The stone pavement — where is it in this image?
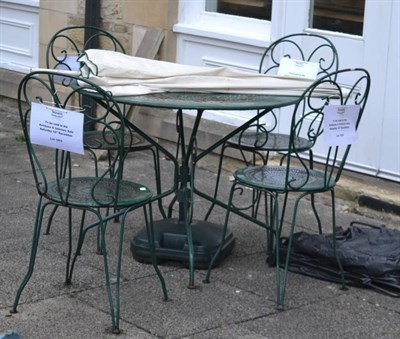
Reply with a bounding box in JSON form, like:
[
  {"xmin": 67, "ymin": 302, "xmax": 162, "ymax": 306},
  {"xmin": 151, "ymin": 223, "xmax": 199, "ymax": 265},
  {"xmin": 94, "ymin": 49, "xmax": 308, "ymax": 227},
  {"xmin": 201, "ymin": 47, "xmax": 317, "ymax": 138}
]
[{"xmin": 1, "ymin": 105, "xmax": 399, "ymax": 339}]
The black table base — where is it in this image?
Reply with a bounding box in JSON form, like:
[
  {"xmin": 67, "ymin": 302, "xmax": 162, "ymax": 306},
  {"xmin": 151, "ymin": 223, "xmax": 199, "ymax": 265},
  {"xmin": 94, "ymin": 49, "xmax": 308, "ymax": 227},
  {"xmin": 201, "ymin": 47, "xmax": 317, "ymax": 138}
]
[{"xmin": 131, "ymin": 218, "xmax": 235, "ymax": 269}]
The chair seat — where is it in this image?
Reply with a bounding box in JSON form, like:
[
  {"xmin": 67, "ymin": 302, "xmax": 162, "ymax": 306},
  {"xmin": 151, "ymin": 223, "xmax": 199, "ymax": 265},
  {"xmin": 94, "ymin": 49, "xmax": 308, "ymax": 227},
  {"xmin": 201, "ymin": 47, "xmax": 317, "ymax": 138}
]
[
  {"xmin": 45, "ymin": 177, "xmax": 152, "ymax": 207},
  {"xmin": 84, "ymin": 130, "xmax": 158, "ymax": 151},
  {"xmin": 227, "ymin": 131, "xmax": 312, "ymax": 152},
  {"xmin": 234, "ymin": 165, "xmax": 336, "ymax": 192}
]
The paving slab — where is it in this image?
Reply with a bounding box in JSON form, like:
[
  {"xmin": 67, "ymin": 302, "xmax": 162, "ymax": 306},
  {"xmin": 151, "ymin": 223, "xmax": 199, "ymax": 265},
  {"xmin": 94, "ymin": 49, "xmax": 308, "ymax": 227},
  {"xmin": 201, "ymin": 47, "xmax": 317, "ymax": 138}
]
[
  {"xmin": 240, "ymin": 293, "xmax": 400, "ymax": 339},
  {"xmin": 201, "ymin": 252, "xmax": 347, "ymax": 308},
  {"xmin": 0, "ymin": 246, "xmax": 105, "ymax": 308},
  {"xmin": 181, "ymin": 324, "xmax": 267, "ymax": 339},
  {"xmin": 76, "ymin": 269, "xmax": 276, "ymax": 338},
  {"xmin": 1, "ymin": 296, "xmax": 157, "ymax": 339}
]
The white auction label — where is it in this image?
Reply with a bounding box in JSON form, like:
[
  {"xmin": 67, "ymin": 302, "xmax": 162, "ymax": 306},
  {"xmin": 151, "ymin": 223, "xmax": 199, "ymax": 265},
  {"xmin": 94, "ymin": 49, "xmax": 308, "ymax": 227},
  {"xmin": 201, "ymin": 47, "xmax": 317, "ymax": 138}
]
[
  {"xmin": 30, "ymin": 102, "xmax": 84, "ymax": 154},
  {"xmin": 324, "ymin": 105, "xmax": 360, "ymax": 147},
  {"xmin": 277, "ymin": 57, "xmax": 319, "ymax": 80}
]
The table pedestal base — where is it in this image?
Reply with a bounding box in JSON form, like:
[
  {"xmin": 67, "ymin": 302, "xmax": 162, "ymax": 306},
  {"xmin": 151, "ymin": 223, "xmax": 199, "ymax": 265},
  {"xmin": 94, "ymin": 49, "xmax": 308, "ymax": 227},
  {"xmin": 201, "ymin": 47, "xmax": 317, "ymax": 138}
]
[{"xmin": 131, "ymin": 218, "xmax": 235, "ymax": 269}]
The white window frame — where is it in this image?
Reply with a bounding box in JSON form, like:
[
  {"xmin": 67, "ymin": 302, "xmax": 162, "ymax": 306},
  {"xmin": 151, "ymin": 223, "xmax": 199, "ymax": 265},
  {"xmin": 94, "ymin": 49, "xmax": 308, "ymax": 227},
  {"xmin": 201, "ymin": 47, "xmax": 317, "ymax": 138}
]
[{"xmin": 174, "ymin": 0, "xmax": 272, "ymax": 47}]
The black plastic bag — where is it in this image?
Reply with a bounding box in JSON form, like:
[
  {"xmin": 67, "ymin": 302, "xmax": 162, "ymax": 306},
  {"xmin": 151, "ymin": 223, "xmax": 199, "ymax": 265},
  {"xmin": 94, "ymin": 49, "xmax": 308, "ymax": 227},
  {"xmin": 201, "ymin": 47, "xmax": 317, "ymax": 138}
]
[{"xmin": 279, "ymin": 222, "xmax": 400, "ymax": 297}]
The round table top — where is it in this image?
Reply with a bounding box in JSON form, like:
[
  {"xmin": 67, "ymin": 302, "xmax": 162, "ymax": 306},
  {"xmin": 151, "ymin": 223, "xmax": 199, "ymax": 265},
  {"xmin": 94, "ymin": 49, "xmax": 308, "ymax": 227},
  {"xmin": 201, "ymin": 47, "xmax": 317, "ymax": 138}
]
[{"xmin": 105, "ymin": 92, "xmax": 301, "ymax": 111}]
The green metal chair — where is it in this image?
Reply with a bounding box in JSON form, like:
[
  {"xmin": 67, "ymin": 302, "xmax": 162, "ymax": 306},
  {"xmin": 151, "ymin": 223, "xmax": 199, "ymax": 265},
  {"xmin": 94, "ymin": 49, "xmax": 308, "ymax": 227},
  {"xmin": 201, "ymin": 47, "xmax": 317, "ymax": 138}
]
[
  {"xmin": 10, "ymin": 70, "xmax": 168, "ymax": 334},
  {"xmin": 205, "ymin": 33, "xmax": 339, "ymax": 228},
  {"xmin": 44, "ymin": 26, "xmax": 166, "ymax": 238},
  {"xmin": 204, "ymin": 68, "xmax": 371, "ymax": 309}
]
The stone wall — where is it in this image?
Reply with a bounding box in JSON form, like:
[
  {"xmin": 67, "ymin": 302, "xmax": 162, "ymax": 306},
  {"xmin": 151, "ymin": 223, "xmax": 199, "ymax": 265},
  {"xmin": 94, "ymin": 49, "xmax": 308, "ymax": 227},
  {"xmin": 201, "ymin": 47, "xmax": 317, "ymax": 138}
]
[
  {"xmin": 123, "ymin": 0, "xmax": 178, "ymax": 62},
  {"xmin": 39, "ymin": 0, "xmax": 177, "ymax": 66}
]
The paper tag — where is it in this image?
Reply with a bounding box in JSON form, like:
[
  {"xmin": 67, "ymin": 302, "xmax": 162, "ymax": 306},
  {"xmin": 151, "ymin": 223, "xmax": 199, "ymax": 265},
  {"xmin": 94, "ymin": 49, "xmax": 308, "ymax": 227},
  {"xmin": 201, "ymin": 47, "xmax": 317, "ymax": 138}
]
[
  {"xmin": 277, "ymin": 57, "xmax": 319, "ymax": 80},
  {"xmin": 30, "ymin": 102, "xmax": 84, "ymax": 154},
  {"xmin": 55, "ymin": 55, "xmax": 80, "ymax": 83},
  {"xmin": 324, "ymin": 105, "xmax": 360, "ymax": 147}
]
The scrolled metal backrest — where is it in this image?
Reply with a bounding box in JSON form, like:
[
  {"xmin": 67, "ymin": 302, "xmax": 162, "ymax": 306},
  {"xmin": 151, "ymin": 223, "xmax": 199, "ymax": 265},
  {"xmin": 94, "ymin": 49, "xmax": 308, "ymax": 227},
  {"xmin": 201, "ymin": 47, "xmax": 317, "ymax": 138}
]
[
  {"xmin": 46, "ymin": 25, "xmax": 126, "ymax": 73},
  {"xmin": 18, "ymin": 70, "xmax": 130, "ymax": 207},
  {"xmin": 283, "ymin": 68, "xmax": 371, "ymax": 190},
  {"xmin": 45, "ymin": 25, "xmax": 127, "ymax": 152},
  {"xmin": 259, "ymin": 32, "xmax": 339, "ymax": 79},
  {"xmin": 255, "ymin": 33, "xmax": 339, "ymax": 138}
]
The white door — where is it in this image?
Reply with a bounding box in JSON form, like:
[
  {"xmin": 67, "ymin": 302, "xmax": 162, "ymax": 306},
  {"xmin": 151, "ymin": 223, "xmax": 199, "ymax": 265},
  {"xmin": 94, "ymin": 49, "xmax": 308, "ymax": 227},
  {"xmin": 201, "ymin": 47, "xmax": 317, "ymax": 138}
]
[
  {"xmin": 277, "ymin": 0, "xmax": 399, "ymax": 181},
  {"xmin": 174, "ymin": 0, "xmax": 400, "ymax": 181}
]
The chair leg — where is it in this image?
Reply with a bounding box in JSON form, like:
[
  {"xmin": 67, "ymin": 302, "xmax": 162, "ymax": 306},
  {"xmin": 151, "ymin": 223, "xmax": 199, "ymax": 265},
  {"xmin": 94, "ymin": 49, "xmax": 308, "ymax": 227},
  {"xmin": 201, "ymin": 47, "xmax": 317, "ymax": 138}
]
[
  {"xmin": 271, "ymin": 193, "xmax": 284, "ymax": 309},
  {"xmin": 308, "ymin": 150, "xmax": 322, "ymax": 233},
  {"xmin": 311, "ymin": 193, "xmax": 322, "ymax": 234},
  {"xmin": 65, "ymin": 208, "xmax": 73, "ymax": 285},
  {"xmin": 264, "ymin": 191, "xmax": 275, "ymax": 266},
  {"xmin": 266, "ymin": 191, "xmax": 289, "ymax": 267},
  {"xmin": 97, "ymin": 214, "xmax": 120, "ymax": 333},
  {"xmin": 152, "ymin": 147, "xmax": 167, "ymax": 219},
  {"xmin": 143, "ymin": 204, "xmax": 168, "ymax": 300},
  {"xmin": 276, "ymin": 192, "xmax": 307, "ymax": 310},
  {"xmin": 11, "ymin": 198, "xmax": 46, "ymax": 313},
  {"xmin": 250, "ymin": 150, "xmax": 267, "ymax": 219},
  {"xmin": 165, "ymin": 133, "xmax": 182, "ymax": 219},
  {"xmin": 44, "ymin": 205, "xmax": 59, "ymax": 235},
  {"xmin": 167, "ymin": 195, "xmax": 177, "ymax": 218},
  {"xmin": 110, "ymin": 150, "xmax": 122, "ymax": 224},
  {"xmin": 278, "ymin": 192, "xmax": 289, "ymax": 236},
  {"xmin": 330, "ymin": 189, "xmax": 347, "ymax": 290},
  {"xmin": 65, "ymin": 209, "xmax": 87, "ymax": 284},
  {"xmin": 96, "ymin": 208, "xmax": 110, "ymax": 255},
  {"xmin": 204, "ymin": 181, "xmax": 237, "ymax": 283},
  {"xmin": 182, "ymin": 187, "xmax": 195, "ymax": 288},
  {"xmin": 113, "ymin": 210, "xmax": 127, "ymax": 334},
  {"xmin": 204, "ymin": 142, "xmax": 229, "ymax": 221}
]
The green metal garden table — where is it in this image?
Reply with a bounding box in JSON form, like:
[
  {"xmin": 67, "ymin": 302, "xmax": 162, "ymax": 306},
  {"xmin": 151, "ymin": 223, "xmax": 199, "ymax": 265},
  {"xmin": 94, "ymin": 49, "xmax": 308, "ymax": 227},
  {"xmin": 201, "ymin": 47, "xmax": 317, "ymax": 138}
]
[{"xmin": 86, "ymin": 90, "xmax": 301, "ymax": 288}]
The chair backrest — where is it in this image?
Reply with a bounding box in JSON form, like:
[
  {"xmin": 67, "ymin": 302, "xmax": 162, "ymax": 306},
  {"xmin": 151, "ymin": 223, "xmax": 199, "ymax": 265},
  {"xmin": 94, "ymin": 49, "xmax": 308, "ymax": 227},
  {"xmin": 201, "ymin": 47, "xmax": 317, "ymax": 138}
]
[
  {"xmin": 259, "ymin": 33, "xmax": 339, "ymax": 80},
  {"xmin": 17, "ymin": 70, "xmax": 134, "ymax": 207},
  {"xmin": 283, "ymin": 68, "xmax": 371, "ymax": 190},
  {"xmin": 46, "ymin": 26, "xmax": 126, "ymax": 132},
  {"xmin": 255, "ymin": 33, "xmax": 339, "ymax": 135},
  {"xmin": 46, "ymin": 25, "xmax": 126, "ymax": 72}
]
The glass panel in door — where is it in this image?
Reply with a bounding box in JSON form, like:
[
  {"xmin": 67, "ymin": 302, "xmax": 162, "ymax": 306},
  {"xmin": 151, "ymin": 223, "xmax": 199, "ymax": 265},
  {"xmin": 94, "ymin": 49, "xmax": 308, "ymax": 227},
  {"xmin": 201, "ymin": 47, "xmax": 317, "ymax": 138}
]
[
  {"xmin": 310, "ymin": 0, "xmax": 365, "ymax": 35},
  {"xmin": 206, "ymin": 0, "xmax": 272, "ymax": 20}
]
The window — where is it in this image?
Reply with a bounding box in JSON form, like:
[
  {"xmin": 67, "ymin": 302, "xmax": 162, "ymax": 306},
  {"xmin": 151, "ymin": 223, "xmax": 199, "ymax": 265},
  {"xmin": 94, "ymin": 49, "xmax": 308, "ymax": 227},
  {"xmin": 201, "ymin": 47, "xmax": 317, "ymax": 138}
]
[
  {"xmin": 310, "ymin": 0, "xmax": 365, "ymax": 36},
  {"xmin": 206, "ymin": 0, "xmax": 272, "ymax": 21}
]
